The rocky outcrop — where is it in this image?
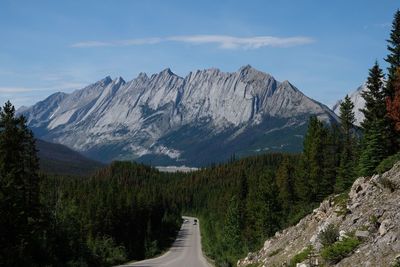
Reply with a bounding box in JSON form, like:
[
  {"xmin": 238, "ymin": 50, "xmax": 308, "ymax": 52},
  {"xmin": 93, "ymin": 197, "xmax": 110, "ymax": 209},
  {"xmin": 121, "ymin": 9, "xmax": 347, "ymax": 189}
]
[{"xmin": 238, "ymin": 162, "xmax": 400, "ymax": 267}]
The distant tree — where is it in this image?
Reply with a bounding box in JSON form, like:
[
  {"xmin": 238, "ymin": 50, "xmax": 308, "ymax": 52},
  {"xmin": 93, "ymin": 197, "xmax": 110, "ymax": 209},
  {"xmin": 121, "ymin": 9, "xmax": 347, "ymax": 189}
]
[
  {"xmin": 223, "ymin": 196, "xmax": 241, "ymax": 258},
  {"xmin": 339, "ymin": 95, "xmax": 356, "ymax": 138},
  {"xmin": 300, "ymin": 117, "xmax": 331, "ymax": 202},
  {"xmin": 336, "ymin": 96, "xmax": 358, "ymax": 192},
  {"xmin": 276, "ymin": 156, "xmax": 295, "ymax": 211}
]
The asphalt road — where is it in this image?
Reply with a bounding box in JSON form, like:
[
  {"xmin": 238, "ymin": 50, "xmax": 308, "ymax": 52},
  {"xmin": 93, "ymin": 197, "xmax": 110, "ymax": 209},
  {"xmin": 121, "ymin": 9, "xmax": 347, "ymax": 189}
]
[{"xmin": 118, "ymin": 216, "xmax": 212, "ymax": 267}]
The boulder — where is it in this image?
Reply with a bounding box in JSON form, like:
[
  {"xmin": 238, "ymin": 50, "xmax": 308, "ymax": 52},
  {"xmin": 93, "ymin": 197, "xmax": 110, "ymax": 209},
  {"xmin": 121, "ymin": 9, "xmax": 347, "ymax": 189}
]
[{"xmin": 355, "ymin": 230, "xmax": 369, "ymax": 239}]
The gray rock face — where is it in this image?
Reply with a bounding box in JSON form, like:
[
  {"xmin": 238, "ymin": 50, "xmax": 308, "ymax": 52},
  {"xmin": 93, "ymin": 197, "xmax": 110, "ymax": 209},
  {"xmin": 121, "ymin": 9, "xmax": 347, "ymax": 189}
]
[
  {"xmin": 332, "ymin": 83, "xmax": 366, "ymax": 126},
  {"xmin": 19, "ymin": 66, "xmax": 337, "ymax": 166},
  {"xmin": 238, "ymin": 162, "xmax": 400, "ymax": 267}
]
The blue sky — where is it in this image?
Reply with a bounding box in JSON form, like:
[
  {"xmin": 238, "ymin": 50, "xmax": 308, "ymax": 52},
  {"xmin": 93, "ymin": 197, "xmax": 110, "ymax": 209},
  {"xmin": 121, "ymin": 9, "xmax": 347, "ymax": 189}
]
[{"xmin": 0, "ymin": 0, "xmax": 398, "ymax": 108}]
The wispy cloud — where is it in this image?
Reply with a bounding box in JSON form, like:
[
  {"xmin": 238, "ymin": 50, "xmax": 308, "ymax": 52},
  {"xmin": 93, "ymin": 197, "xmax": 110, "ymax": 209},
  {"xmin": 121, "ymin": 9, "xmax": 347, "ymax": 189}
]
[
  {"xmin": 0, "ymin": 87, "xmax": 48, "ymax": 93},
  {"xmin": 71, "ymin": 35, "xmax": 315, "ymax": 49},
  {"xmin": 0, "ymin": 82, "xmax": 87, "ymax": 94}
]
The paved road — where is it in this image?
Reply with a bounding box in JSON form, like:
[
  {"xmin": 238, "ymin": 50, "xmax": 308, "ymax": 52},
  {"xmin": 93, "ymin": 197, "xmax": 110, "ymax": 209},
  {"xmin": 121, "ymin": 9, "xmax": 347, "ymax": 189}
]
[{"xmin": 118, "ymin": 216, "xmax": 212, "ymax": 267}]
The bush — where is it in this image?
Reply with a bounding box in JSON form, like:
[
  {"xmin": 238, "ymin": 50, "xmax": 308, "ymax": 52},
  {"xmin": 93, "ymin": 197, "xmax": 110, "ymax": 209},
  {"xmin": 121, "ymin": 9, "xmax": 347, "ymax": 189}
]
[
  {"xmin": 380, "ymin": 177, "xmax": 398, "ymax": 192},
  {"xmin": 288, "ymin": 246, "xmax": 312, "ymax": 267},
  {"xmin": 375, "ymin": 152, "xmax": 400, "ymax": 174},
  {"xmin": 87, "ymin": 236, "xmax": 127, "ymax": 267},
  {"xmin": 318, "ymin": 223, "xmax": 339, "ymax": 247},
  {"xmin": 321, "ymin": 236, "xmax": 360, "ymax": 264}
]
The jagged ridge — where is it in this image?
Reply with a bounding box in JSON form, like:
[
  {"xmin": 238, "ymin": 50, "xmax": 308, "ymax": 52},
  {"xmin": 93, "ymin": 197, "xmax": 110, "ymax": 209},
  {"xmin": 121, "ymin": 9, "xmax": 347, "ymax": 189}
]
[{"xmin": 20, "ymin": 65, "xmax": 337, "ymax": 166}]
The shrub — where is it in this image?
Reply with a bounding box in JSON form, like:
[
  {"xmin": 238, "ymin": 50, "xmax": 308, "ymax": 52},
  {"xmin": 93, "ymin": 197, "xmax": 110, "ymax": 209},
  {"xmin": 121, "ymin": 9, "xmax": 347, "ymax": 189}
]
[
  {"xmin": 87, "ymin": 236, "xmax": 127, "ymax": 267},
  {"xmin": 333, "ymin": 192, "xmax": 350, "ymax": 216},
  {"xmin": 318, "ymin": 223, "xmax": 339, "ymax": 247},
  {"xmin": 380, "ymin": 177, "xmax": 398, "ymax": 192},
  {"xmin": 288, "ymin": 246, "xmax": 312, "ymax": 267},
  {"xmin": 375, "ymin": 152, "xmax": 400, "ymax": 174},
  {"xmin": 321, "ymin": 236, "xmax": 360, "ymax": 264}
]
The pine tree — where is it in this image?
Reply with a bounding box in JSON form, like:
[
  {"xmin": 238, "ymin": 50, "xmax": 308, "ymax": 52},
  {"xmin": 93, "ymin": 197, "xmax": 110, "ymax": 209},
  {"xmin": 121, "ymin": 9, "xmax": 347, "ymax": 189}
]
[
  {"xmin": 300, "ymin": 117, "xmax": 331, "ymax": 202},
  {"xmin": 336, "ymin": 96, "xmax": 358, "ymax": 192},
  {"xmin": 386, "ymin": 67, "xmax": 400, "ymax": 132},
  {"xmin": 276, "ymin": 156, "xmax": 295, "ymax": 211},
  {"xmin": 359, "ymin": 63, "xmax": 389, "ymax": 176},
  {"xmin": 0, "ymin": 101, "xmax": 43, "ymax": 265},
  {"xmin": 384, "ymin": 10, "xmax": 400, "ymax": 153},
  {"xmin": 385, "ymin": 9, "xmax": 400, "ymax": 99},
  {"xmin": 223, "ymin": 196, "xmax": 241, "ymax": 258}
]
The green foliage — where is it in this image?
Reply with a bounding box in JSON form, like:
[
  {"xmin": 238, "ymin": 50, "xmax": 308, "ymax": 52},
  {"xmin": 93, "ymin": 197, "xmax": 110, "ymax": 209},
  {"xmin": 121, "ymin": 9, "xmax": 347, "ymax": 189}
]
[
  {"xmin": 359, "ymin": 62, "xmax": 391, "ymax": 176},
  {"xmin": 385, "ymin": 9, "xmax": 400, "ymax": 99},
  {"xmin": 318, "ymin": 224, "xmax": 339, "ymax": 247},
  {"xmin": 298, "ymin": 117, "xmax": 340, "ymax": 202},
  {"xmin": 87, "ymin": 236, "xmax": 127, "ymax": 266},
  {"xmin": 333, "ymin": 192, "xmax": 350, "ymax": 216},
  {"xmin": 336, "ymin": 95, "xmax": 358, "ymax": 192},
  {"xmin": 288, "ymin": 246, "xmax": 313, "ymax": 267},
  {"xmin": 320, "ymin": 236, "xmax": 360, "ymax": 264},
  {"xmin": 380, "ymin": 177, "xmax": 398, "ymax": 192},
  {"xmin": 375, "ymin": 152, "xmax": 400, "ymax": 173},
  {"xmin": 0, "ymin": 101, "xmax": 46, "ymax": 266},
  {"xmin": 40, "ymin": 162, "xmax": 182, "ymax": 264}
]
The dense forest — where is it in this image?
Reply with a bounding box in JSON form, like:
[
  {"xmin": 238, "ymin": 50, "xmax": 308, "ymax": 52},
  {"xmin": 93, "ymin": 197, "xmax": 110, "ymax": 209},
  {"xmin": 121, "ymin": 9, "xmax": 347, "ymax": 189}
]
[{"xmin": 1, "ymin": 8, "xmax": 400, "ymax": 267}]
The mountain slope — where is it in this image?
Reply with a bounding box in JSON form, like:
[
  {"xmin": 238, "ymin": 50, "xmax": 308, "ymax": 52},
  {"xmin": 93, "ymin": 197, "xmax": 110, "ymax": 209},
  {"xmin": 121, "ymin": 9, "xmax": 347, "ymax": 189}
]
[
  {"xmin": 37, "ymin": 139, "xmax": 104, "ymax": 175},
  {"xmin": 238, "ymin": 162, "xmax": 400, "ymax": 267},
  {"xmin": 332, "ymin": 83, "xmax": 366, "ymax": 126},
  {"xmin": 20, "ymin": 66, "xmax": 337, "ymax": 166}
]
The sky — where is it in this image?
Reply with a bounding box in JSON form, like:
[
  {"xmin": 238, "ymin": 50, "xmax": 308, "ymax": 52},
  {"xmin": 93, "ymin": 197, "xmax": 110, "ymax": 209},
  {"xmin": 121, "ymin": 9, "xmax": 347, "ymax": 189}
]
[{"xmin": 0, "ymin": 0, "xmax": 398, "ymax": 108}]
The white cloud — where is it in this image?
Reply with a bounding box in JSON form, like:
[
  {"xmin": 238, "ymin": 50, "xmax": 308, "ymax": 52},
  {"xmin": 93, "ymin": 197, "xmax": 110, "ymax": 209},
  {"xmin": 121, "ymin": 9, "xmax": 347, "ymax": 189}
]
[
  {"xmin": 71, "ymin": 35, "xmax": 314, "ymax": 49},
  {"xmin": 167, "ymin": 35, "xmax": 314, "ymax": 49}
]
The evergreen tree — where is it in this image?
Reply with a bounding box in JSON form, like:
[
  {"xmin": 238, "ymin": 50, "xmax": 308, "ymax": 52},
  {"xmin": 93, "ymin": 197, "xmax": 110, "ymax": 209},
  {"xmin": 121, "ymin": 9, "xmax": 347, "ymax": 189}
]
[
  {"xmin": 276, "ymin": 156, "xmax": 295, "ymax": 211},
  {"xmin": 222, "ymin": 196, "xmax": 241, "ymax": 260},
  {"xmin": 339, "ymin": 95, "xmax": 356, "ymax": 138},
  {"xmin": 385, "ymin": 9, "xmax": 400, "ymax": 99},
  {"xmin": 0, "ymin": 101, "xmax": 44, "ymax": 265},
  {"xmin": 336, "ymin": 96, "xmax": 358, "ymax": 192},
  {"xmin": 359, "ymin": 63, "xmax": 389, "ymax": 176},
  {"xmin": 387, "ymin": 67, "xmax": 400, "ymax": 132},
  {"xmin": 299, "ymin": 117, "xmax": 331, "ymax": 202},
  {"xmin": 385, "ymin": 10, "xmax": 400, "ymax": 153}
]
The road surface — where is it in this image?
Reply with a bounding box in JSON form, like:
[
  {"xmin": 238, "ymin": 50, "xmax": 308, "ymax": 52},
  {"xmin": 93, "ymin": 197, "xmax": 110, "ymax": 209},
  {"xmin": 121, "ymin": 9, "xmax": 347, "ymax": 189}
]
[{"xmin": 118, "ymin": 216, "xmax": 212, "ymax": 267}]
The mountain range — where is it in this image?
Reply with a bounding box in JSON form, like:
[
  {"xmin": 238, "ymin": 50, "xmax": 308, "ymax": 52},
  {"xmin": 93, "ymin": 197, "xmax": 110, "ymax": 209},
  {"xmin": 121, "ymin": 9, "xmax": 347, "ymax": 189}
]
[{"xmin": 19, "ymin": 65, "xmax": 337, "ymax": 166}]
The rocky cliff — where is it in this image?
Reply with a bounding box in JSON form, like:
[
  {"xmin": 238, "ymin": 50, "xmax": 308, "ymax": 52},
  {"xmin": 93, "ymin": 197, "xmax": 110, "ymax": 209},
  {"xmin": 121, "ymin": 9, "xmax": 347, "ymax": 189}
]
[
  {"xmin": 238, "ymin": 162, "xmax": 400, "ymax": 267},
  {"xmin": 20, "ymin": 65, "xmax": 337, "ymax": 166}
]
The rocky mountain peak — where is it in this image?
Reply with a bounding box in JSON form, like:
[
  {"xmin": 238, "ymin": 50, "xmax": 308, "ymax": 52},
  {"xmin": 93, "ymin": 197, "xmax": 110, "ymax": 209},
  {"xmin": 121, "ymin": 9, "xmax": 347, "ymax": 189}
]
[
  {"xmin": 101, "ymin": 76, "xmax": 113, "ymax": 86},
  {"xmin": 20, "ymin": 66, "xmax": 337, "ymax": 166},
  {"xmin": 160, "ymin": 67, "xmax": 176, "ymax": 77},
  {"xmin": 136, "ymin": 72, "xmax": 148, "ymax": 81}
]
